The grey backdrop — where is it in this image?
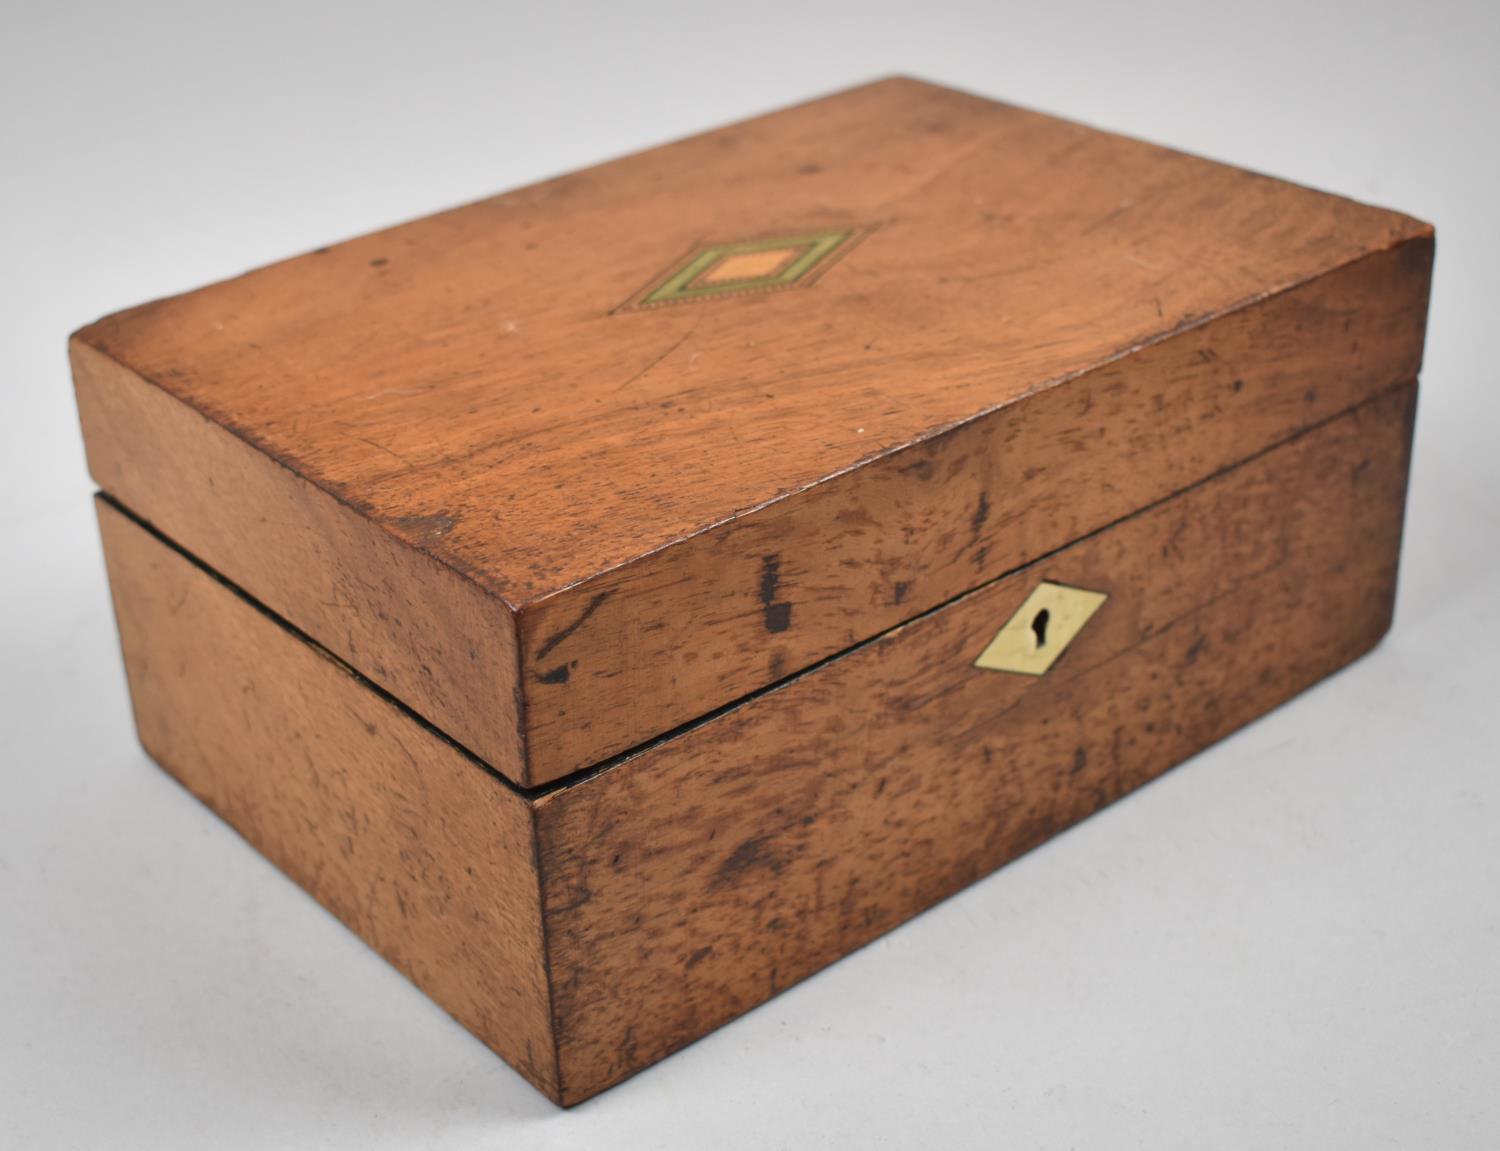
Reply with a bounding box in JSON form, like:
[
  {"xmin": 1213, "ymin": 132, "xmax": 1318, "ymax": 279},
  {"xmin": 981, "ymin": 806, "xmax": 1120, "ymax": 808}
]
[{"xmin": 2, "ymin": 1, "xmax": 1497, "ymax": 1147}]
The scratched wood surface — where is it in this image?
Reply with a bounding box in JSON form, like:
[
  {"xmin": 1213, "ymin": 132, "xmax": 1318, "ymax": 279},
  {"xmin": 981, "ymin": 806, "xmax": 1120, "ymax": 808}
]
[
  {"xmin": 72, "ymin": 77, "xmax": 1434, "ymax": 785},
  {"xmin": 97, "ymin": 383, "xmax": 1416, "ymax": 1105}
]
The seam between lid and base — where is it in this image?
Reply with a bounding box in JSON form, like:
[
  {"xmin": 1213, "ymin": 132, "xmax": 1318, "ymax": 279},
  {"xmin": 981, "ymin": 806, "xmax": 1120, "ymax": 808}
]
[{"xmin": 92, "ymin": 374, "xmax": 1417, "ymax": 802}]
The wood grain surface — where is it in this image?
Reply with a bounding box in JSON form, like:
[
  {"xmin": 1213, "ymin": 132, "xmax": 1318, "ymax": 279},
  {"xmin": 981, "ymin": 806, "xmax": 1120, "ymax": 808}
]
[
  {"xmin": 95, "ymin": 500, "xmax": 554, "ymax": 1098},
  {"xmin": 97, "ymin": 382, "xmax": 1417, "ymax": 1105},
  {"xmin": 72, "ymin": 76, "xmax": 1434, "ymax": 785},
  {"xmin": 533, "ymin": 381, "xmax": 1416, "ymax": 1102}
]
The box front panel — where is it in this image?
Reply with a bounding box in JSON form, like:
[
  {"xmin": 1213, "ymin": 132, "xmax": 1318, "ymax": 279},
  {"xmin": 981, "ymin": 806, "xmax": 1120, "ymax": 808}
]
[{"xmin": 537, "ymin": 382, "xmax": 1416, "ymax": 1103}]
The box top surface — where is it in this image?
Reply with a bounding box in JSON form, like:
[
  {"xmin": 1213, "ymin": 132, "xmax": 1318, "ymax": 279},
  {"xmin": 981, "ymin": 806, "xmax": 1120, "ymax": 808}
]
[
  {"xmin": 74, "ymin": 77, "xmax": 1432, "ymax": 787},
  {"xmin": 75, "ymin": 76, "xmax": 1424, "ymax": 607}
]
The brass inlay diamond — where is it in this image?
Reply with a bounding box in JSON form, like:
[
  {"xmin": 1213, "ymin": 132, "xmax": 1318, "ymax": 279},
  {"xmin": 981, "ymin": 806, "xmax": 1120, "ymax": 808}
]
[
  {"xmin": 621, "ymin": 227, "xmax": 864, "ymax": 310},
  {"xmin": 973, "ymin": 581, "xmax": 1108, "ymax": 677}
]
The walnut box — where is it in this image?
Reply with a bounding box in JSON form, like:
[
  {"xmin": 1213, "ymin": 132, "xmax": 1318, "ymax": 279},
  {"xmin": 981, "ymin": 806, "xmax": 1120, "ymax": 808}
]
[{"xmin": 72, "ymin": 77, "xmax": 1434, "ymax": 1105}]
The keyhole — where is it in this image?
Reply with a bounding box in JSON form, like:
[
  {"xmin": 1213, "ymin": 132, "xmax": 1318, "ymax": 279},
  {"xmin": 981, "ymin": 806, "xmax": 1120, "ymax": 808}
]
[{"xmin": 1031, "ymin": 608, "xmax": 1050, "ymax": 650}]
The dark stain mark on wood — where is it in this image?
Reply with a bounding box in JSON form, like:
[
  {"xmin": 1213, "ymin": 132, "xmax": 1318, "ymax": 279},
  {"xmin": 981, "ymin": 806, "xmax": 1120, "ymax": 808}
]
[
  {"xmin": 764, "ymin": 602, "xmax": 792, "ymax": 633},
  {"xmin": 714, "ymin": 834, "xmax": 781, "ymax": 888},
  {"xmin": 535, "ymin": 591, "xmax": 611, "ymax": 661},
  {"xmin": 901, "ymin": 458, "xmax": 936, "ymax": 480},
  {"xmin": 760, "ymin": 555, "xmax": 792, "ymax": 633},
  {"xmin": 1072, "ymin": 746, "xmax": 1088, "ymax": 774},
  {"xmin": 685, "ymin": 945, "xmax": 714, "ymax": 970},
  {"xmin": 893, "ymin": 581, "xmax": 910, "ymax": 605},
  {"xmin": 972, "ymin": 491, "xmax": 991, "ymax": 538},
  {"xmin": 370, "ymin": 257, "xmax": 389, "ymax": 268},
  {"xmin": 1184, "ymin": 634, "xmax": 1208, "ymax": 665},
  {"xmin": 552, "ymin": 883, "xmax": 593, "ymax": 914},
  {"xmin": 972, "ymin": 496, "xmax": 992, "ymax": 569},
  {"xmin": 538, "ymin": 663, "xmax": 571, "ymax": 685}
]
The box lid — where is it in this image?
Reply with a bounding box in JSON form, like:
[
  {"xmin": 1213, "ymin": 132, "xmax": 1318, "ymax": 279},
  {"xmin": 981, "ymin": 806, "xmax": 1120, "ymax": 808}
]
[{"xmin": 72, "ymin": 76, "xmax": 1433, "ymax": 788}]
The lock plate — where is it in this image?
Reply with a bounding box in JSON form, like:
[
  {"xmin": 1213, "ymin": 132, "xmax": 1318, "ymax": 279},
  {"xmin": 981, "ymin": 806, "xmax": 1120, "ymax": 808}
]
[{"xmin": 973, "ymin": 581, "xmax": 1108, "ymax": 676}]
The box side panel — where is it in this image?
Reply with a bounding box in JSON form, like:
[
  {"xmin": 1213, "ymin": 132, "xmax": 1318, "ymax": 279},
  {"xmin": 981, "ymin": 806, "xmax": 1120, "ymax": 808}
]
[
  {"xmin": 73, "ymin": 341, "xmax": 529, "ymax": 782},
  {"xmin": 536, "ymin": 382, "xmax": 1417, "ymax": 1104},
  {"xmin": 94, "ymin": 501, "xmax": 559, "ymax": 1099},
  {"xmin": 519, "ymin": 235, "xmax": 1433, "ymax": 784}
]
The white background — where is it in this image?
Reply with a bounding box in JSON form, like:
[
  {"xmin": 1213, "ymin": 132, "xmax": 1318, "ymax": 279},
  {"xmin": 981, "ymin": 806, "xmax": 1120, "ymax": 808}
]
[{"xmin": 2, "ymin": 2, "xmax": 1497, "ymax": 1147}]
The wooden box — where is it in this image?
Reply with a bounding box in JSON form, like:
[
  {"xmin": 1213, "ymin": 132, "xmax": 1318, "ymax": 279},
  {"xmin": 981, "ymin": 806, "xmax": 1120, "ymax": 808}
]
[{"xmin": 72, "ymin": 77, "xmax": 1433, "ymax": 1105}]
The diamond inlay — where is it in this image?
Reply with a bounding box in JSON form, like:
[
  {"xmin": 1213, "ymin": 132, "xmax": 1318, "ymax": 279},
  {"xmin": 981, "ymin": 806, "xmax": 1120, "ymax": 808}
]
[
  {"xmin": 620, "ymin": 227, "xmax": 864, "ymax": 310},
  {"xmin": 973, "ymin": 581, "xmax": 1108, "ymax": 677}
]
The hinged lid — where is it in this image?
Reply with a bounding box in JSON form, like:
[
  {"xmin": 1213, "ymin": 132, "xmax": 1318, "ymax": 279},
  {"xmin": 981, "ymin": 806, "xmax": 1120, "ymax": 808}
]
[{"xmin": 72, "ymin": 77, "xmax": 1433, "ymax": 787}]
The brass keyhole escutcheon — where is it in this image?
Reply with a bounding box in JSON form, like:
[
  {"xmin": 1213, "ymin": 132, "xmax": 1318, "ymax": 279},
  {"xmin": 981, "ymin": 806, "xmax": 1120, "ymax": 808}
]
[{"xmin": 973, "ymin": 581, "xmax": 1107, "ymax": 676}]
